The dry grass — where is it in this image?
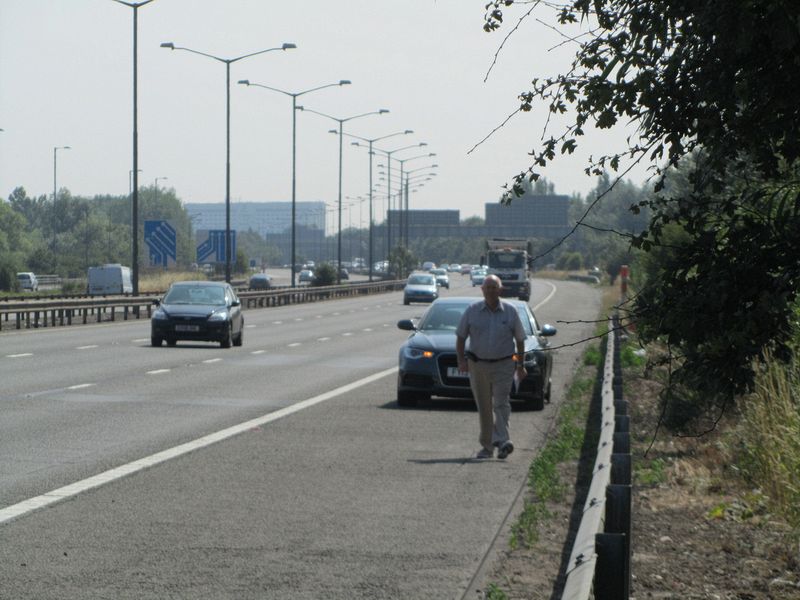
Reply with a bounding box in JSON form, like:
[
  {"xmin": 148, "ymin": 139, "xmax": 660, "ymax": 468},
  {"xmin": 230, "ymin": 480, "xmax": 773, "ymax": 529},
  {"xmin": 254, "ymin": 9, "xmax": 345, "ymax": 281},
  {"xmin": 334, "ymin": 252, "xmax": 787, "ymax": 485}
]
[
  {"xmin": 138, "ymin": 271, "xmax": 207, "ymax": 294},
  {"xmin": 736, "ymin": 349, "xmax": 800, "ymax": 530}
]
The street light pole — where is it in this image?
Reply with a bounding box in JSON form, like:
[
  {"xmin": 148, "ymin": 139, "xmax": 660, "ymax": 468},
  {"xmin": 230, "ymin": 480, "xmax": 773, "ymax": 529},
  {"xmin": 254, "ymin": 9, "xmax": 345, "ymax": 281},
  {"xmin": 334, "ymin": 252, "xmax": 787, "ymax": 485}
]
[
  {"xmin": 111, "ymin": 0, "xmax": 156, "ymax": 296},
  {"xmin": 161, "ymin": 41, "xmax": 296, "ymax": 283},
  {"xmin": 371, "ymin": 142, "xmax": 427, "ymax": 261},
  {"xmin": 297, "ymin": 106, "xmax": 389, "ymax": 283},
  {"xmin": 342, "ymin": 129, "xmax": 414, "ymax": 281},
  {"xmin": 53, "ymin": 145, "xmax": 71, "ymax": 270},
  {"xmin": 237, "ymin": 79, "xmax": 351, "ymax": 287}
]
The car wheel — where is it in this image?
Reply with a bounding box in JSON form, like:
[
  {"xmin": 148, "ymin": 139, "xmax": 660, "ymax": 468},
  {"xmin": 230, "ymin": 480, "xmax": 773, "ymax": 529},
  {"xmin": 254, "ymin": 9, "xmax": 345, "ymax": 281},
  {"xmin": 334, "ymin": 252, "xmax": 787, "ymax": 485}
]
[
  {"xmin": 544, "ymin": 378, "xmax": 552, "ymax": 403},
  {"xmin": 528, "ymin": 394, "xmax": 545, "ymax": 411},
  {"xmin": 220, "ymin": 323, "xmax": 233, "ymax": 348},
  {"xmin": 233, "ymin": 323, "xmax": 244, "ymax": 347},
  {"xmin": 166, "ymin": 337, "xmax": 177, "ymax": 347},
  {"xmin": 151, "ymin": 336, "xmax": 162, "ymax": 347},
  {"xmin": 403, "ymin": 298, "xmax": 410, "ymax": 306},
  {"xmin": 397, "ymin": 390, "xmax": 424, "ymax": 407}
]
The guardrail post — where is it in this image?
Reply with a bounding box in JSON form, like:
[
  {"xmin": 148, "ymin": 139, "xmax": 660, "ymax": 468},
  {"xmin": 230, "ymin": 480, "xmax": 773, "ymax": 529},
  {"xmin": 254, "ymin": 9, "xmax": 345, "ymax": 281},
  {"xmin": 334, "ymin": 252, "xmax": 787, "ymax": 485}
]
[
  {"xmin": 595, "ymin": 531, "xmax": 629, "ymax": 599},
  {"xmin": 611, "ymin": 453, "xmax": 631, "ymax": 485}
]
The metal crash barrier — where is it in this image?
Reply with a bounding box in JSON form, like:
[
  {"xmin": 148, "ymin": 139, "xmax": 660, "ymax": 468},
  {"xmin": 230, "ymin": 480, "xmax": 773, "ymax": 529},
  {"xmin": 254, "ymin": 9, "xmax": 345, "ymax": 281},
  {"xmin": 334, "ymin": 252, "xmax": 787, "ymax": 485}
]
[
  {"xmin": 0, "ymin": 280, "xmax": 406, "ymax": 332},
  {"xmin": 561, "ymin": 314, "xmax": 632, "ymax": 600}
]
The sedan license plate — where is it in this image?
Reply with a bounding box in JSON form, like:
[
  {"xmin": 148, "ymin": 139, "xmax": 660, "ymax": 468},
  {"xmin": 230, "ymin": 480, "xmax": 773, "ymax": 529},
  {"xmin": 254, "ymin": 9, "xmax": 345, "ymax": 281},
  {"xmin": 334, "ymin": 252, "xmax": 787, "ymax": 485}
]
[
  {"xmin": 447, "ymin": 367, "xmax": 467, "ymax": 378},
  {"xmin": 175, "ymin": 324, "xmax": 200, "ymax": 332}
]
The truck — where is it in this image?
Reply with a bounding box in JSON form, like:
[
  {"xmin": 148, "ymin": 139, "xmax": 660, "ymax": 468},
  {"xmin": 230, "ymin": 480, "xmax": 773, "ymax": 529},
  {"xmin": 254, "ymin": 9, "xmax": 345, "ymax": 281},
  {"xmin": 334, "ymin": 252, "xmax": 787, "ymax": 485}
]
[
  {"xmin": 483, "ymin": 238, "xmax": 532, "ymax": 301},
  {"xmin": 87, "ymin": 264, "xmax": 133, "ymax": 295}
]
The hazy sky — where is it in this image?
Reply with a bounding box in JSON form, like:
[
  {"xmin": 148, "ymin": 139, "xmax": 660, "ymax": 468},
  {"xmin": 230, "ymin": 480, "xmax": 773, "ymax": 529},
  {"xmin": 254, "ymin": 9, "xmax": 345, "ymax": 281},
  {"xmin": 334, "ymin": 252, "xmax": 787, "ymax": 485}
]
[{"xmin": 0, "ymin": 1, "xmax": 644, "ymax": 221}]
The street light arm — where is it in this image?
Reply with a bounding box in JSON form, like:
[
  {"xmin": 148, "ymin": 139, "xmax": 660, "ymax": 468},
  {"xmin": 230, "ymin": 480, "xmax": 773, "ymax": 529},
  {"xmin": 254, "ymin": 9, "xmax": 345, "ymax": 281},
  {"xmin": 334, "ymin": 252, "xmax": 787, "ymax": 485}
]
[
  {"xmin": 230, "ymin": 43, "xmax": 296, "ymax": 63},
  {"xmin": 110, "ymin": 0, "xmax": 155, "ymax": 7}
]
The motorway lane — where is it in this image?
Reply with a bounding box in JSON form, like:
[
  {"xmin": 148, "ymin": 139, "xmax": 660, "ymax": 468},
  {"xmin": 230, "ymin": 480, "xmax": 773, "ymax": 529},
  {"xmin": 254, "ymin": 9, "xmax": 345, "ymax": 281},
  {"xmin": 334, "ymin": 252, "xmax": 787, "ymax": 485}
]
[
  {"xmin": 0, "ymin": 277, "xmax": 600, "ymax": 599},
  {"xmin": 0, "ymin": 279, "xmax": 474, "ymax": 508}
]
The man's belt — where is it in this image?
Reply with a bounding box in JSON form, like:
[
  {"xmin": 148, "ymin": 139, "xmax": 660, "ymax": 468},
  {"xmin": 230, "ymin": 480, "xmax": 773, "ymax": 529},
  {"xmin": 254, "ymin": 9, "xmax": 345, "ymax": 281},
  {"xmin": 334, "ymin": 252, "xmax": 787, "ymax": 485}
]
[{"xmin": 465, "ymin": 351, "xmax": 514, "ymax": 363}]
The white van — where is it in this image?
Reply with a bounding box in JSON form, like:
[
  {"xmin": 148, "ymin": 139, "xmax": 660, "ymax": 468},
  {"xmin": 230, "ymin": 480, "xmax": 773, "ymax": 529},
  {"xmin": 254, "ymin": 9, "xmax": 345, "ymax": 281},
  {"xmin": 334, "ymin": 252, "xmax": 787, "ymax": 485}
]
[
  {"xmin": 16, "ymin": 272, "xmax": 38, "ymax": 291},
  {"xmin": 87, "ymin": 264, "xmax": 133, "ymax": 295}
]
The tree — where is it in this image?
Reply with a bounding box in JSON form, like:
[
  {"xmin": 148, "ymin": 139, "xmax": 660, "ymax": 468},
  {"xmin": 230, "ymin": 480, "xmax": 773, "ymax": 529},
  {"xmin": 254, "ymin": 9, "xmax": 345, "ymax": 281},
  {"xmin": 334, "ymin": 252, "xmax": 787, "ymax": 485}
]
[{"xmin": 484, "ymin": 1, "xmax": 800, "ymax": 425}]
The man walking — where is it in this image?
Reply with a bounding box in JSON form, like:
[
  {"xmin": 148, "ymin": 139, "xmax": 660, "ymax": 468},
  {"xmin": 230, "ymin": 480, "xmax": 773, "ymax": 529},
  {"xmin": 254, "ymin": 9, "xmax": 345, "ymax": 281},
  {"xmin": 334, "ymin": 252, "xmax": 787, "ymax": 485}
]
[{"xmin": 456, "ymin": 274, "xmax": 527, "ymax": 459}]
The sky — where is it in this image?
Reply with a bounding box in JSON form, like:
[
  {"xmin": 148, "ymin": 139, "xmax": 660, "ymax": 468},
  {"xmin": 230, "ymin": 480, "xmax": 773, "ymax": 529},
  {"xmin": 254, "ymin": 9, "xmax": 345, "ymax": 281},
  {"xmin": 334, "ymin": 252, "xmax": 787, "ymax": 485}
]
[{"xmin": 0, "ymin": 1, "xmax": 646, "ymax": 222}]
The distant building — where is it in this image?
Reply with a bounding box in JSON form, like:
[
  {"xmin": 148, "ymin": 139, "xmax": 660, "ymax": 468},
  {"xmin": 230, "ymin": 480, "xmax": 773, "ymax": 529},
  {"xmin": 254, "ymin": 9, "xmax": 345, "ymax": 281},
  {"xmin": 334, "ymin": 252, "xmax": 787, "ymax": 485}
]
[
  {"xmin": 382, "ymin": 194, "xmax": 571, "ymax": 242},
  {"xmin": 484, "ymin": 194, "xmax": 571, "ymax": 238}
]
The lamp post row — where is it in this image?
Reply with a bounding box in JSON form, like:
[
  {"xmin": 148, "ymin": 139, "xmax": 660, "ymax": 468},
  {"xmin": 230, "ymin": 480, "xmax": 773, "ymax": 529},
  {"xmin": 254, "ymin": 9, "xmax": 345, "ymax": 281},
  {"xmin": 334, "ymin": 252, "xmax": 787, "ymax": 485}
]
[{"xmin": 109, "ymin": 0, "xmax": 433, "ymax": 291}]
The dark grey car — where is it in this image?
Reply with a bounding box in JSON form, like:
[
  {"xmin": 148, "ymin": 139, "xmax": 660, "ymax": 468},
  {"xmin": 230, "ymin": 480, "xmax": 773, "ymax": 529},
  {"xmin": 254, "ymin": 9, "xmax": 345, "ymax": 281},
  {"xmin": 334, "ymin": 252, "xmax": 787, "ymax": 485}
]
[
  {"xmin": 396, "ymin": 297, "xmax": 556, "ymax": 409},
  {"xmin": 151, "ymin": 281, "xmax": 244, "ymax": 348}
]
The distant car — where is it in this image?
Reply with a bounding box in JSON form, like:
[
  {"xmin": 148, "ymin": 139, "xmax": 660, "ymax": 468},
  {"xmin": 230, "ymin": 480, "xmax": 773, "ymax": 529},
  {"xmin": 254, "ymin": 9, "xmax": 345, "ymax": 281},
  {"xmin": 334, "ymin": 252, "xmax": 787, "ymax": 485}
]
[
  {"xmin": 471, "ymin": 269, "xmax": 487, "ymax": 287},
  {"xmin": 421, "ymin": 261, "xmax": 436, "ymax": 271},
  {"xmin": 460, "ymin": 264, "xmax": 472, "ymax": 275},
  {"xmin": 396, "ymin": 297, "xmax": 557, "ymax": 409},
  {"xmin": 16, "ymin": 272, "xmax": 38, "ymax": 291},
  {"xmin": 299, "ymin": 269, "xmax": 314, "ymax": 283},
  {"xmin": 339, "ymin": 267, "xmax": 349, "ymax": 280},
  {"xmin": 448, "ymin": 264, "xmax": 461, "ymax": 273},
  {"xmin": 248, "ymin": 273, "xmax": 272, "ymax": 290},
  {"xmin": 403, "ymin": 272, "xmax": 438, "ymax": 305},
  {"xmin": 430, "ymin": 268, "xmax": 450, "ymax": 289},
  {"xmin": 151, "ymin": 281, "xmax": 244, "ymax": 348}
]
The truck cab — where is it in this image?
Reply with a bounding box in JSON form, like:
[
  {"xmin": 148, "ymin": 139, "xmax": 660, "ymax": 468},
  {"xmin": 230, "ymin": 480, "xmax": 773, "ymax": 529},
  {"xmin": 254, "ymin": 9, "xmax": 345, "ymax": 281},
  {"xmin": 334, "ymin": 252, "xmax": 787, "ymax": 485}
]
[{"xmin": 485, "ymin": 238, "xmax": 531, "ymax": 301}]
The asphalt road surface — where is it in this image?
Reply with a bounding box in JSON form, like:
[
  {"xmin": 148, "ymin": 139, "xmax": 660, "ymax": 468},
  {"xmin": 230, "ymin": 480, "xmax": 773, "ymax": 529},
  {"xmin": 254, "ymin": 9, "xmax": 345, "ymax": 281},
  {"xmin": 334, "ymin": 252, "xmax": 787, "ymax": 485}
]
[{"xmin": 0, "ymin": 275, "xmax": 602, "ymax": 599}]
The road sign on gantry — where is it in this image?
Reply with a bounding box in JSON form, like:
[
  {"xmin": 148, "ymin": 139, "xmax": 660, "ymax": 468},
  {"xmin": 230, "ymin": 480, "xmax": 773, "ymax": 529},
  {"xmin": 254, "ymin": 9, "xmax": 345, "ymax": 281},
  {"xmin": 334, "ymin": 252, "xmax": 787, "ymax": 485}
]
[
  {"xmin": 196, "ymin": 229, "xmax": 236, "ymax": 264},
  {"xmin": 144, "ymin": 220, "xmax": 177, "ymax": 268}
]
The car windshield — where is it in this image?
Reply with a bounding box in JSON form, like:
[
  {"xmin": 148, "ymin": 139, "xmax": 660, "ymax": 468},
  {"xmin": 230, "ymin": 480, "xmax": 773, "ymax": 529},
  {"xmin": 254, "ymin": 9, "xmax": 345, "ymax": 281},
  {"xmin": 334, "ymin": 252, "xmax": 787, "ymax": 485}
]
[
  {"xmin": 419, "ymin": 304, "xmax": 469, "ymax": 331},
  {"xmin": 165, "ymin": 286, "xmax": 226, "ymax": 306},
  {"xmin": 408, "ymin": 275, "xmax": 434, "ymax": 285}
]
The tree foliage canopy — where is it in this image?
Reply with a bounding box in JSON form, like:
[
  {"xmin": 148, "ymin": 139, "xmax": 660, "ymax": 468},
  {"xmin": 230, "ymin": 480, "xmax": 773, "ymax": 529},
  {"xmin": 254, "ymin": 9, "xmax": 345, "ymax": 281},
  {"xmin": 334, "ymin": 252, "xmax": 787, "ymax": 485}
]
[{"xmin": 485, "ymin": 1, "xmax": 800, "ymax": 425}]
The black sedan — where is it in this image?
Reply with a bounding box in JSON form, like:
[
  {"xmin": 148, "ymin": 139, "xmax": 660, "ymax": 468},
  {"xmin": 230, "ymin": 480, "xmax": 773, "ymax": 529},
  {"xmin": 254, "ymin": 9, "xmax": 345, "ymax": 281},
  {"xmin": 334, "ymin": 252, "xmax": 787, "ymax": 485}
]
[
  {"xmin": 151, "ymin": 281, "xmax": 244, "ymax": 348},
  {"xmin": 396, "ymin": 297, "xmax": 556, "ymax": 409},
  {"xmin": 248, "ymin": 273, "xmax": 272, "ymax": 290}
]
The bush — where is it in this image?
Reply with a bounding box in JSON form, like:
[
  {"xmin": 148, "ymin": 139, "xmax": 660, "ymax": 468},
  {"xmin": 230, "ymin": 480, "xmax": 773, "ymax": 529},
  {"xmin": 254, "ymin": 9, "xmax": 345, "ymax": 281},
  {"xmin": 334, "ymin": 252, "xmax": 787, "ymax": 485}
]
[{"xmin": 312, "ymin": 263, "xmax": 337, "ymax": 286}]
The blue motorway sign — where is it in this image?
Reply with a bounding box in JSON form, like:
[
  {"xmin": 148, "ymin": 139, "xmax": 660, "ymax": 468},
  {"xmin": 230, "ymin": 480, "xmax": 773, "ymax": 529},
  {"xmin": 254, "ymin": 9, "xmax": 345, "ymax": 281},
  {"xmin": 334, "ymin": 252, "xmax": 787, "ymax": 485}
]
[
  {"xmin": 196, "ymin": 229, "xmax": 236, "ymax": 264},
  {"xmin": 144, "ymin": 220, "xmax": 177, "ymax": 268}
]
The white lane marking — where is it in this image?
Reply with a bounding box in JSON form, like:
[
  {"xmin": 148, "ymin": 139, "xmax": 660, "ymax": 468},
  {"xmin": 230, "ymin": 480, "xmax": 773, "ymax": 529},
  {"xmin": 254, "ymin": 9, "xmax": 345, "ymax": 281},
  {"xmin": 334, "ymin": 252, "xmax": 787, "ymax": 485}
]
[
  {"xmin": 317, "ymin": 337, "xmax": 330, "ymax": 342},
  {"xmin": 245, "ymin": 324, "xmax": 256, "ymax": 329},
  {"xmin": 147, "ymin": 369, "xmax": 170, "ymax": 375},
  {"xmin": 251, "ymin": 350, "xmax": 266, "ymax": 355},
  {"xmin": 294, "ymin": 318, "xmax": 303, "ymax": 322},
  {"xmin": 332, "ymin": 312, "xmax": 341, "ymax": 316},
  {"xmin": 342, "ymin": 332, "xmax": 353, "ymax": 337},
  {"xmin": 132, "ymin": 338, "xmax": 148, "ymax": 343},
  {"xmin": 363, "ymin": 328, "xmax": 373, "ymax": 332},
  {"xmin": 203, "ymin": 358, "xmax": 222, "ymax": 364},
  {"xmin": 6, "ymin": 353, "xmax": 33, "ymax": 358},
  {"xmin": 533, "ymin": 281, "xmax": 558, "ymax": 311},
  {"xmin": 0, "ymin": 366, "xmax": 399, "ymax": 526},
  {"xmin": 287, "ymin": 342, "xmax": 302, "ymax": 347},
  {"xmin": 67, "ymin": 383, "xmax": 94, "ymax": 390},
  {"xmin": 76, "ymin": 345, "xmax": 98, "ymax": 350},
  {"xmin": 272, "ymin": 321, "xmax": 283, "ymax": 325},
  {"xmin": 315, "ymin": 315, "xmax": 322, "ymax": 319}
]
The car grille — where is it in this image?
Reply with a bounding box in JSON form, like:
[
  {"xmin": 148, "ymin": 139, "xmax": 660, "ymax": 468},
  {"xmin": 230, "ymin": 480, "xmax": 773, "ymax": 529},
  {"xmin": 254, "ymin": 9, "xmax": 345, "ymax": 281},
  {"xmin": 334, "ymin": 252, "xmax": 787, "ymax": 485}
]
[{"xmin": 438, "ymin": 353, "xmax": 470, "ymax": 388}]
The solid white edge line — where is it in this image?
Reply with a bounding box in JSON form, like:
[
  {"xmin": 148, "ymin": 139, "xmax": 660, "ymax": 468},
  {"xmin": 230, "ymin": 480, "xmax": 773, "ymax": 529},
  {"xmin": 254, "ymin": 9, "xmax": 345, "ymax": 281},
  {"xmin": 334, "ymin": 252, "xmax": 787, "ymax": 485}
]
[{"xmin": 0, "ymin": 366, "xmax": 399, "ymax": 526}]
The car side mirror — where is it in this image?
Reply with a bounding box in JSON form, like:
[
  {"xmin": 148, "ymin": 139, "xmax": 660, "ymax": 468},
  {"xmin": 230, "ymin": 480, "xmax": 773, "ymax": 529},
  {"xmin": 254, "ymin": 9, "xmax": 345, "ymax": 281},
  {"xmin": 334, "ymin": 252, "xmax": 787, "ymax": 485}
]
[
  {"xmin": 397, "ymin": 319, "xmax": 416, "ymax": 331},
  {"xmin": 541, "ymin": 324, "xmax": 557, "ymax": 337},
  {"xmin": 154, "ymin": 299, "xmax": 160, "ymax": 307},
  {"xmin": 230, "ymin": 299, "xmax": 241, "ymax": 307}
]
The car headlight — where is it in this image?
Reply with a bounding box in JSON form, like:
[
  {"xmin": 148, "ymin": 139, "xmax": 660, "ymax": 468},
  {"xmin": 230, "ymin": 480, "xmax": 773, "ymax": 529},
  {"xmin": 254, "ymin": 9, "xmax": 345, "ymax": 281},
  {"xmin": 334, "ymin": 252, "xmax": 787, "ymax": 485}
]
[
  {"xmin": 152, "ymin": 308, "xmax": 168, "ymax": 320},
  {"xmin": 208, "ymin": 310, "xmax": 228, "ymax": 322},
  {"xmin": 404, "ymin": 347, "xmax": 434, "ymax": 359}
]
